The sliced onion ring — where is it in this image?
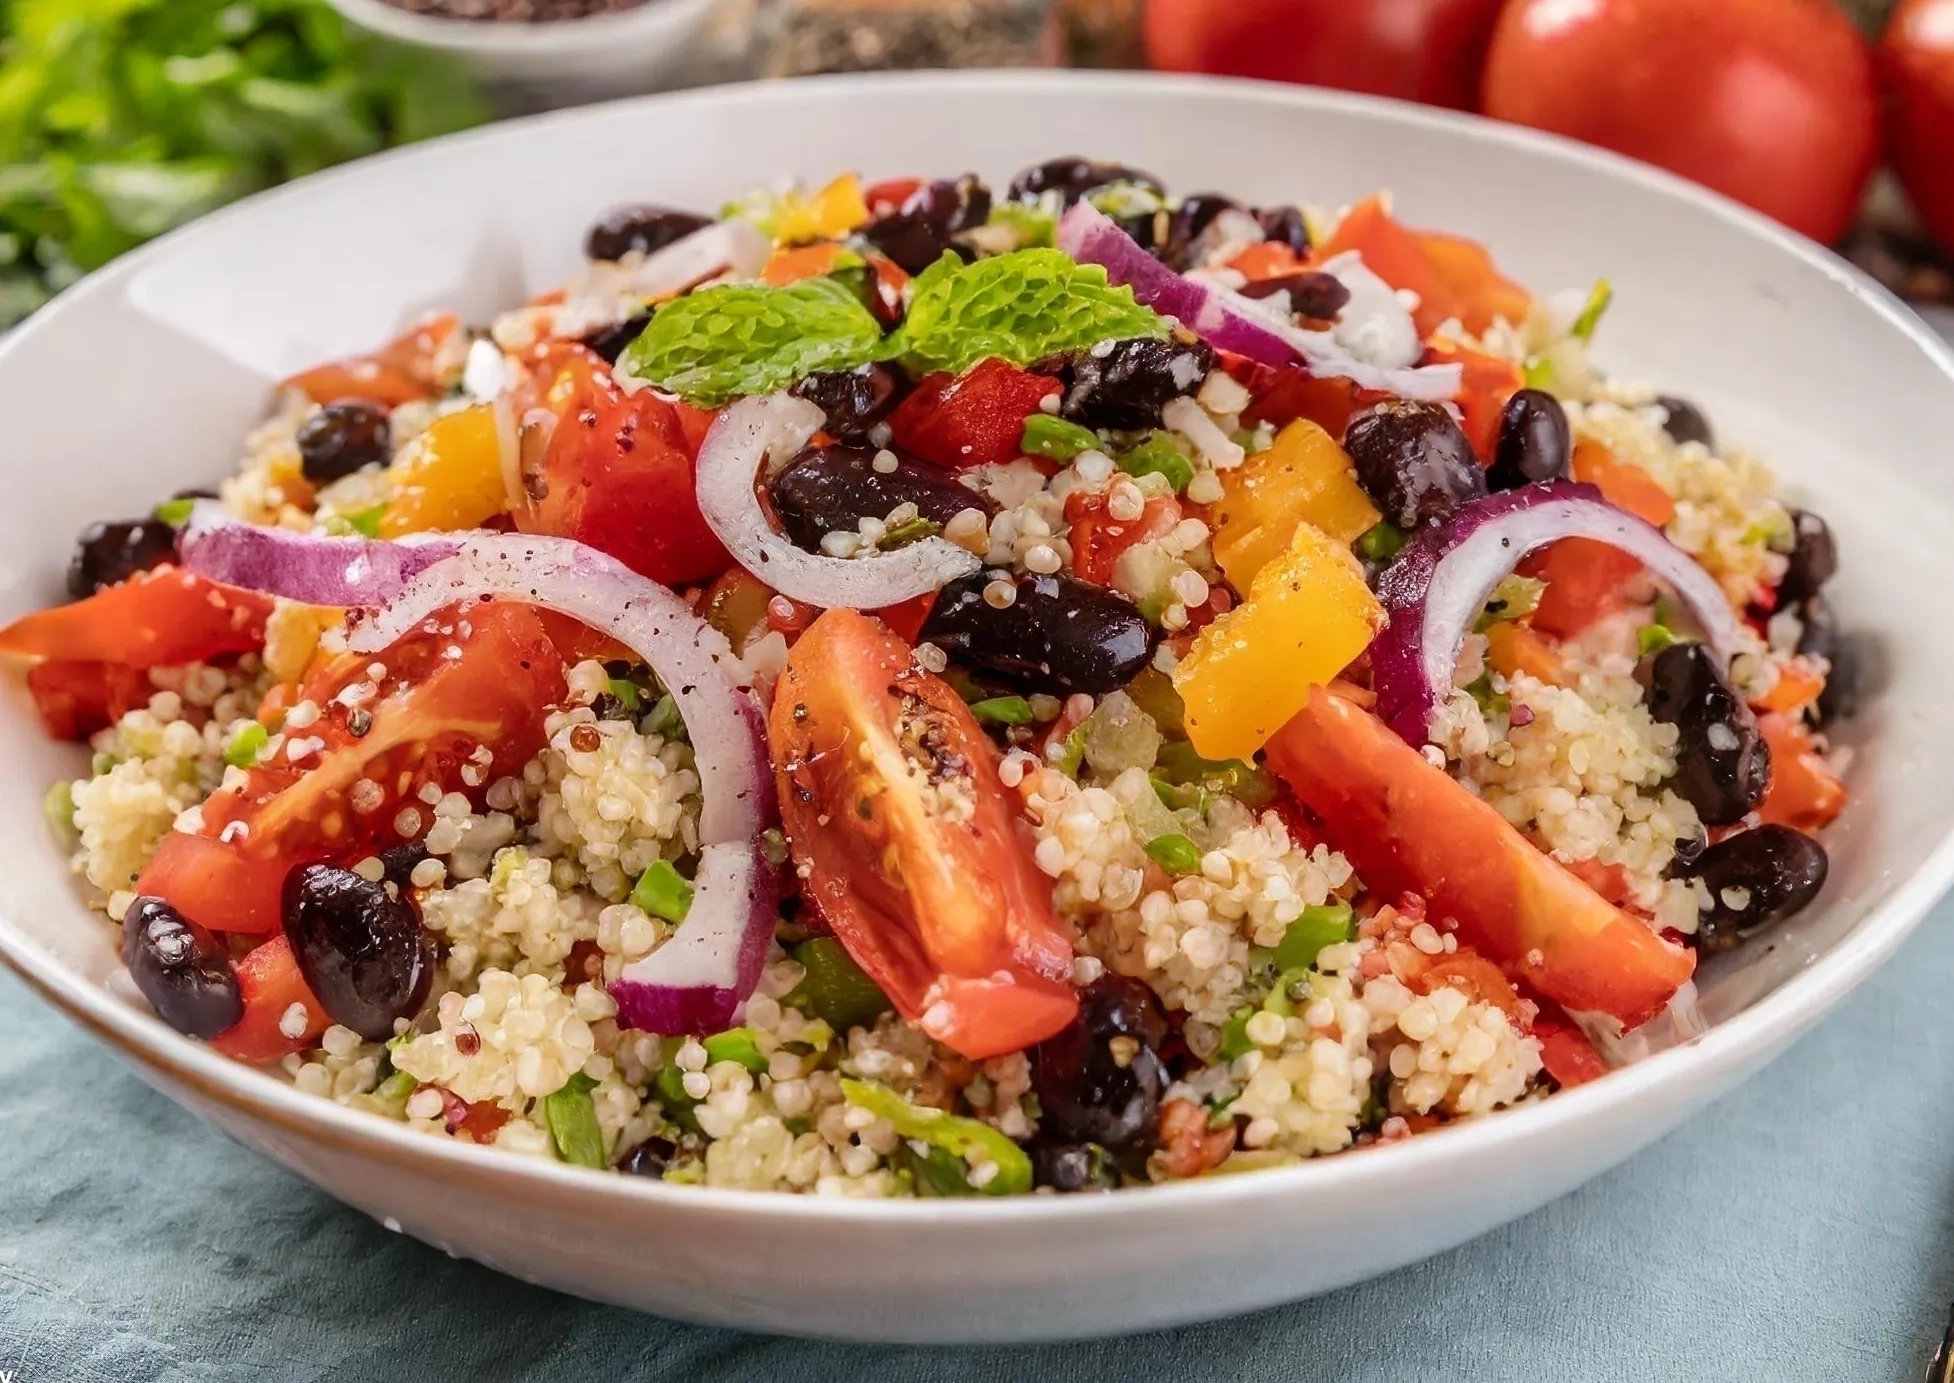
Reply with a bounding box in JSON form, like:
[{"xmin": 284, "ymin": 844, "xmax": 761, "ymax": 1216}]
[
  {"xmin": 695, "ymin": 393, "xmax": 982, "ymax": 608},
  {"xmin": 1056, "ymin": 199, "xmax": 1461, "ymax": 402},
  {"xmin": 177, "ymin": 501, "xmax": 461, "ymax": 607},
  {"xmin": 1370, "ymin": 482, "xmax": 1745, "ymax": 745}
]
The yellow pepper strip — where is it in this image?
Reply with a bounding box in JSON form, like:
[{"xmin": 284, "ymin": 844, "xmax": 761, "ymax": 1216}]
[
  {"xmin": 1209, "ymin": 420, "xmax": 1380, "ymax": 591},
  {"xmin": 769, "ymin": 173, "xmax": 870, "ymax": 246},
  {"xmin": 1173, "ymin": 519, "xmax": 1385, "ymax": 763},
  {"xmin": 380, "ymin": 402, "xmax": 508, "ymax": 537}
]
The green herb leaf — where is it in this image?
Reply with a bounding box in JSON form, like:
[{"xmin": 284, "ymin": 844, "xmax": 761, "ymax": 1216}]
[
  {"xmin": 223, "ymin": 721, "xmax": 268, "ymax": 768},
  {"xmin": 1119, "ymin": 432, "xmax": 1195, "ymax": 493},
  {"xmin": 789, "ymin": 936, "xmax": 892, "ymax": 1033},
  {"xmin": 628, "ymin": 860, "xmax": 693, "ymax": 924},
  {"xmin": 969, "ymin": 695, "xmax": 1035, "ymax": 726},
  {"xmin": 543, "ymin": 1071, "xmax": 607, "ymax": 1170},
  {"xmin": 1144, "ymin": 832, "xmax": 1203, "ymax": 876},
  {"xmin": 894, "ymin": 249, "xmax": 1167, "ymax": 376},
  {"xmin": 153, "ymin": 497, "xmax": 195, "ymax": 526},
  {"xmin": 618, "ymin": 276, "xmax": 889, "ymax": 406},
  {"xmin": 1021, "ymin": 413, "xmax": 1101, "ymax": 462},
  {"xmin": 1571, "ymin": 278, "xmax": 1613, "ymax": 342},
  {"xmin": 840, "ymin": 1078, "xmax": 1032, "ymax": 1196},
  {"xmin": 985, "ymin": 202, "xmax": 1057, "ymax": 250}
]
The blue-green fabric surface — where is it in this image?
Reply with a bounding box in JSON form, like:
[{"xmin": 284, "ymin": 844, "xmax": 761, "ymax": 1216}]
[{"xmin": 2, "ymin": 900, "xmax": 1952, "ymax": 1383}]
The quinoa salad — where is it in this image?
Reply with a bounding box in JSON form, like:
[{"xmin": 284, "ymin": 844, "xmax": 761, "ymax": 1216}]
[{"xmin": 1, "ymin": 159, "xmax": 1855, "ymax": 1196}]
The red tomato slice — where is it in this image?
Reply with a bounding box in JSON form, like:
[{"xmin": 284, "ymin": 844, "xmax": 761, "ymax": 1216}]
[
  {"xmin": 864, "ymin": 177, "xmax": 924, "ymax": 216},
  {"xmin": 1528, "ymin": 443, "xmax": 1677, "ymax": 638},
  {"xmin": 139, "ymin": 602, "xmax": 564, "ymax": 934},
  {"xmin": 516, "ymin": 367, "xmax": 731, "ymax": 587},
  {"xmin": 25, "ymin": 659, "xmax": 153, "ymax": 741},
  {"xmin": 1265, "ymin": 688, "xmax": 1695, "ymax": 1028},
  {"xmin": 0, "ymin": 568, "xmax": 272, "ymax": 669},
  {"xmin": 1534, "ymin": 1016, "xmax": 1610, "ymax": 1089},
  {"xmin": 283, "ymin": 314, "xmax": 461, "ymax": 408},
  {"xmin": 1065, "ymin": 490, "xmax": 1182, "ymax": 588},
  {"xmin": 1758, "ymin": 712, "xmax": 1847, "ymax": 831},
  {"xmin": 212, "ymin": 936, "xmax": 328, "ymax": 1063},
  {"xmin": 889, "ymin": 358, "xmax": 1060, "ymax": 471},
  {"xmin": 770, "ymin": 609, "xmax": 1078, "ymax": 1059}
]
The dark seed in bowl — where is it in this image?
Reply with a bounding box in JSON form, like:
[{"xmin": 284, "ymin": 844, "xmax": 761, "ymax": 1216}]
[{"xmin": 380, "ymin": 0, "xmax": 649, "ymax": 23}]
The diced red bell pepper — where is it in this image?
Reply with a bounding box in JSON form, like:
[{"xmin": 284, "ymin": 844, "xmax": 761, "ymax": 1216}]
[
  {"xmin": 211, "ymin": 936, "xmax": 328, "ymax": 1064},
  {"xmin": 0, "ymin": 568, "xmax": 273, "ymax": 669},
  {"xmin": 25, "ymin": 660, "xmax": 153, "ymax": 741},
  {"xmin": 1065, "ymin": 490, "xmax": 1182, "ymax": 587},
  {"xmin": 890, "ymin": 358, "xmax": 1060, "ymax": 471}
]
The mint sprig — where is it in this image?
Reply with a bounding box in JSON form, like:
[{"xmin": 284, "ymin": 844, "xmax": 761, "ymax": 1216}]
[{"xmin": 894, "ymin": 249, "xmax": 1168, "ymax": 376}]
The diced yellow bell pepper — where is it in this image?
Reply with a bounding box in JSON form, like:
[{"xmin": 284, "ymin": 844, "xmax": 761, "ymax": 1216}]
[
  {"xmin": 380, "ymin": 402, "xmax": 508, "ymax": 537},
  {"xmin": 1173, "ymin": 519, "xmax": 1385, "ymax": 763},
  {"xmin": 772, "ymin": 174, "xmax": 870, "ymax": 246},
  {"xmin": 1209, "ymin": 420, "xmax": 1381, "ymax": 591}
]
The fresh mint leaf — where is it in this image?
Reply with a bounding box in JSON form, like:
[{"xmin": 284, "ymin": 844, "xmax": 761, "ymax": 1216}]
[
  {"xmin": 617, "ymin": 276, "xmax": 889, "ymax": 407},
  {"xmin": 895, "ymin": 249, "xmax": 1167, "ymax": 376}
]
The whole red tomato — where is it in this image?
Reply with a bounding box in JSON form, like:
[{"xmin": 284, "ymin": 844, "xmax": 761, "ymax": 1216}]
[
  {"xmin": 1883, "ymin": 0, "xmax": 1954, "ymax": 252},
  {"xmin": 1483, "ymin": 0, "xmax": 1880, "ymax": 245},
  {"xmin": 1143, "ymin": 0, "xmax": 1509, "ymax": 110}
]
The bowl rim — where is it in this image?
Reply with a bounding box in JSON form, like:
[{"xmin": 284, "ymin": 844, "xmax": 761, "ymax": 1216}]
[
  {"xmin": 325, "ymin": 0, "xmax": 719, "ymax": 54},
  {"xmin": 5, "ymin": 67, "xmax": 1953, "ymax": 1227}
]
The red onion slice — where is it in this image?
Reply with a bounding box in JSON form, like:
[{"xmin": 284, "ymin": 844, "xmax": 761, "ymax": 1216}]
[
  {"xmin": 607, "ymin": 840, "xmax": 775, "ymax": 1035},
  {"xmin": 695, "ymin": 394, "xmax": 982, "ymax": 608},
  {"xmin": 1371, "ymin": 482, "xmax": 1745, "ymax": 745},
  {"xmin": 177, "ymin": 502, "xmax": 461, "ymax": 606},
  {"xmin": 1056, "ymin": 200, "xmax": 1461, "ymax": 402}
]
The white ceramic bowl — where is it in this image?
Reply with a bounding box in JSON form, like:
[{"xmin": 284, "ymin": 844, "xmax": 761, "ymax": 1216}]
[
  {"xmin": 3, "ymin": 72, "xmax": 1953, "ymax": 1344},
  {"xmin": 326, "ymin": 0, "xmax": 722, "ymax": 112}
]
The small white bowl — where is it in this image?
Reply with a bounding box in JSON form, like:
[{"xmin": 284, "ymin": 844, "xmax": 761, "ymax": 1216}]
[
  {"xmin": 3, "ymin": 72, "xmax": 1954, "ymax": 1343},
  {"xmin": 327, "ymin": 0, "xmax": 722, "ymax": 111}
]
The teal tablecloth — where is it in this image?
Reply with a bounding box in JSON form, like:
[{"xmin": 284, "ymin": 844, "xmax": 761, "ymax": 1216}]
[{"xmin": 3, "ymin": 897, "xmax": 1953, "ymax": 1383}]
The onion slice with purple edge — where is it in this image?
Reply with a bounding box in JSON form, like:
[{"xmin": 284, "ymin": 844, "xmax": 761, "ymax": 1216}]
[
  {"xmin": 1055, "ymin": 199, "xmax": 1461, "ymax": 402},
  {"xmin": 694, "ymin": 393, "xmax": 982, "ymax": 608},
  {"xmin": 177, "ymin": 501, "xmax": 462, "ymax": 606},
  {"xmin": 179, "ymin": 512, "xmax": 778, "ymax": 1034},
  {"xmin": 1371, "ymin": 482, "xmax": 1745, "ymax": 746}
]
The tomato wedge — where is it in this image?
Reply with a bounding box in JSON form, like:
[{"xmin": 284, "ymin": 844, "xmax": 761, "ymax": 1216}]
[
  {"xmin": 138, "ymin": 602, "xmax": 564, "ymax": 934},
  {"xmin": 0, "ymin": 568, "xmax": 273, "ymax": 669},
  {"xmin": 770, "ymin": 609, "xmax": 1078, "ymax": 1059},
  {"xmin": 1265, "ymin": 687, "xmax": 1694, "ymax": 1028},
  {"xmin": 24, "ymin": 659, "xmax": 154, "ymax": 741},
  {"xmin": 282, "ymin": 314, "xmax": 460, "ymax": 408}
]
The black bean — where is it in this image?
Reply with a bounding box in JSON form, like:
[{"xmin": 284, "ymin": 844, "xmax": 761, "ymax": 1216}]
[
  {"xmin": 920, "ymin": 572, "xmax": 1156, "ymax": 696},
  {"xmin": 1343, "ymin": 400, "xmax": 1486, "ymax": 529},
  {"xmin": 1030, "ymin": 975, "xmax": 1169, "ymax": 1169},
  {"xmin": 1776, "ymin": 509, "xmax": 1837, "ymax": 609},
  {"xmin": 1686, "ymin": 825, "xmax": 1828, "ymax": 953},
  {"xmin": 122, "ymin": 896, "xmax": 243, "ymax": 1040},
  {"xmin": 1056, "ymin": 336, "xmax": 1215, "ymax": 433},
  {"xmin": 1007, "ymin": 157, "xmax": 1162, "ymax": 206},
  {"xmin": 1030, "ymin": 1141, "xmax": 1122, "ymax": 1193},
  {"xmin": 584, "ymin": 206, "xmax": 712, "ymax": 263},
  {"xmin": 1488, "ymin": 389, "xmax": 1573, "ymax": 491},
  {"xmin": 297, "ymin": 401, "xmax": 393, "ymax": 484},
  {"xmin": 1254, "ymin": 205, "xmax": 1311, "ymax": 255},
  {"xmin": 282, "ymin": 863, "xmax": 435, "ymax": 1041},
  {"xmin": 1119, "ymin": 208, "xmax": 1171, "ymax": 256},
  {"xmin": 790, "ymin": 363, "xmax": 907, "ymax": 443},
  {"xmin": 1795, "ymin": 597, "xmax": 1862, "ymax": 726},
  {"xmin": 68, "ymin": 518, "xmax": 179, "ymax": 599},
  {"xmin": 621, "ymin": 1136, "xmax": 678, "ymax": 1178},
  {"xmin": 1159, "ymin": 193, "xmax": 1242, "ymax": 268},
  {"xmin": 580, "ymin": 313, "xmax": 651, "ymax": 365},
  {"xmin": 1235, "ymin": 271, "xmax": 1352, "ymax": 321},
  {"xmin": 862, "ymin": 175, "xmax": 992, "ymax": 275},
  {"xmin": 768, "ymin": 445, "xmax": 993, "ymax": 549},
  {"xmin": 1655, "ymin": 395, "xmax": 1715, "ymax": 450},
  {"xmin": 1643, "ymin": 642, "xmax": 1771, "ymax": 826}
]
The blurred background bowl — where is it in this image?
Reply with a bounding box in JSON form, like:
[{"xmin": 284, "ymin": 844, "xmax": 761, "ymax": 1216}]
[{"xmin": 325, "ymin": 0, "xmax": 724, "ymax": 112}]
